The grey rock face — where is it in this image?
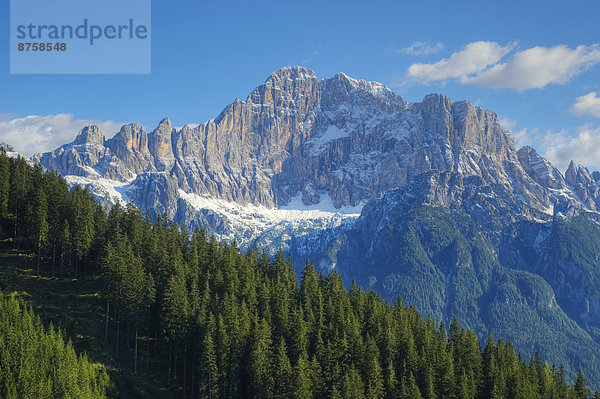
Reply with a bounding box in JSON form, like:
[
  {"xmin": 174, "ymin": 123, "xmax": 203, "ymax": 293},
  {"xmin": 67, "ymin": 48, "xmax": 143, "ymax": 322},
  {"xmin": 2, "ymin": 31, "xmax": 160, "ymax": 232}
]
[
  {"xmin": 34, "ymin": 126, "xmax": 110, "ymax": 178},
  {"xmin": 33, "ymin": 66, "xmax": 600, "ymax": 223},
  {"xmin": 565, "ymin": 161, "xmax": 600, "ymax": 211},
  {"xmin": 518, "ymin": 146, "xmax": 566, "ymax": 190},
  {"xmin": 104, "ymin": 123, "xmax": 154, "ymax": 179}
]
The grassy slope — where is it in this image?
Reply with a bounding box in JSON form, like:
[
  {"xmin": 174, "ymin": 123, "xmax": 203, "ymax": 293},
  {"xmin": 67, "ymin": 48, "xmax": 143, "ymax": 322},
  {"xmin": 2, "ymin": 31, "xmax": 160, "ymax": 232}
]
[{"xmin": 0, "ymin": 240, "xmax": 174, "ymax": 399}]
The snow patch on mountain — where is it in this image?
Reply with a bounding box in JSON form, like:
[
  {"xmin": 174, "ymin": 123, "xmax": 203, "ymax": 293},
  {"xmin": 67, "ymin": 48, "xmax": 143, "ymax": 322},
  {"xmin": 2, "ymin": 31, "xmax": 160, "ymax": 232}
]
[
  {"xmin": 281, "ymin": 191, "xmax": 364, "ymax": 214},
  {"xmin": 306, "ymin": 125, "xmax": 349, "ymax": 153},
  {"xmin": 65, "ymin": 175, "xmax": 132, "ymax": 205},
  {"xmin": 180, "ymin": 189, "xmax": 360, "ymax": 225},
  {"xmin": 178, "ymin": 189, "xmax": 360, "ymax": 249}
]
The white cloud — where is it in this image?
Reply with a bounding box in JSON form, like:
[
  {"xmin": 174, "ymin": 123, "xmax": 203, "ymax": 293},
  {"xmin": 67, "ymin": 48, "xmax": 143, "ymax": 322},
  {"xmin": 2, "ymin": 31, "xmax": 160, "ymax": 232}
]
[
  {"xmin": 464, "ymin": 45, "xmax": 600, "ymax": 90},
  {"xmin": 513, "ymin": 123, "xmax": 600, "ymax": 172},
  {"xmin": 511, "ymin": 127, "xmax": 535, "ymax": 150},
  {"xmin": 500, "ymin": 115, "xmax": 600, "ymax": 171},
  {"xmin": 571, "ymin": 91, "xmax": 600, "ymax": 118},
  {"xmin": 404, "ymin": 41, "xmax": 515, "ymax": 84},
  {"xmin": 541, "ymin": 126, "xmax": 600, "ymax": 172},
  {"xmin": 499, "ymin": 117, "xmax": 517, "ymax": 131},
  {"xmin": 0, "ymin": 114, "xmax": 124, "ymax": 157},
  {"xmin": 402, "ymin": 42, "xmax": 600, "ymax": 91},
  {"xmin": 398, "ymin": 42, "xmax": 444, "ymax": 56}
]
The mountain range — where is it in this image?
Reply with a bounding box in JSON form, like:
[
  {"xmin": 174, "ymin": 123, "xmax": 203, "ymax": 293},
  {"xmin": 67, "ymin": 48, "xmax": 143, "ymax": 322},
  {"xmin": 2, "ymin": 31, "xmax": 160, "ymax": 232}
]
[{"xmin": 24, "ymin": 66, "xmax": 600, "ymax": 385}]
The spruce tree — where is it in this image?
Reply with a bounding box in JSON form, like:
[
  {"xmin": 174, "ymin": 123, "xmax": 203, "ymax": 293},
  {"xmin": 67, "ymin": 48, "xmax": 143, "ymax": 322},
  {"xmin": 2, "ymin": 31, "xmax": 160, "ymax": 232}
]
[
  {"xmin": 574, "ymin": 369, "xmax": 590, "ymax": 399},
  {"xmin": 0, "ymin": 149, "xmax": 10, "ymax": 219},
  {"xmin": 31, "ymin": 187, "xmax": 48, "ymax": 277},
  {"xmin": 273, "ymin": 337, "xmax": 293, "ymax": 399},
  {"xmin": 199, "ymin": 314, "xmax": 218, "ymax": 399},
  {"xmin": 250, "ymin": 318, "xmax": 274, "ymax": 399},
  {"xmin": 293, "ymin": 353, "xmax": 312, "ymax": 399}
]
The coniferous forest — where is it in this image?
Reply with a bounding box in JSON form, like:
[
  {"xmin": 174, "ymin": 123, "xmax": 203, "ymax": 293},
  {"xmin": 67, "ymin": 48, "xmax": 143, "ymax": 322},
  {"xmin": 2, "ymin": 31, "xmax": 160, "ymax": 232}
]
[{"xmin": 0, "ymin": 149, "xmax": 598, "ymax": 398}]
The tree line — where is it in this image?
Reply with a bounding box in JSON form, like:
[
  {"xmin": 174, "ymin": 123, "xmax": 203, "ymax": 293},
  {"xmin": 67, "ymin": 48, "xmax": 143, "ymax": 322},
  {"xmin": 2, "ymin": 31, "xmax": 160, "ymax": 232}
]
[{"xmin": 0, "ymin": 149, "xmax": 598, "ymax": 398}]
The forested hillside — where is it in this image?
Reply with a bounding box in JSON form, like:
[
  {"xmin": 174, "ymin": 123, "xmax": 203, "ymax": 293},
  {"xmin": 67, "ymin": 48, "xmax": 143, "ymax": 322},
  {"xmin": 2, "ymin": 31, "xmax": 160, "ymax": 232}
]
[
  {"xmin": 0, "ymin": 149, "xmax": 597, "ymax": 398},
  {"xmin": 0, "ymin": 294, "xmax": 109, "ymax": 398}
]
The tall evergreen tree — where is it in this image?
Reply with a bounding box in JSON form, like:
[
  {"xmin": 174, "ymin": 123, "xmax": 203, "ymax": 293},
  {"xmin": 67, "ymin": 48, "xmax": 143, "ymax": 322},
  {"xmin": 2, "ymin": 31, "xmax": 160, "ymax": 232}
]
[
  {"xmin": 273, "ymin": 337, "xmax": 293, "ymax": 399},
  {"xmin": 8, "ymin": 156, "xmax": 30, "ymax": 248},
  {"xmin": 30, "ymin": 187, "xmax": 48, "ymax": 277},
  {"xmin": 250, "ymin": 318, "xmax": 274, "ymax": 399},
  {"xmin": 573, "ymin": 369, "xmax": 590, "ymax": 399},
  {"xmin": 0, "ymin": 149, "xmax": 10, "ymax": 219}
]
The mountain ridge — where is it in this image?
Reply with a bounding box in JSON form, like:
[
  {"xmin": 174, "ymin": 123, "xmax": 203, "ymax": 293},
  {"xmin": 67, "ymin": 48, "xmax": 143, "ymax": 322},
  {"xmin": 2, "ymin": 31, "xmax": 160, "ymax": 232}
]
[{"xmin": 32, "ymin": 66, "xmax": 600, "ymax": 219}]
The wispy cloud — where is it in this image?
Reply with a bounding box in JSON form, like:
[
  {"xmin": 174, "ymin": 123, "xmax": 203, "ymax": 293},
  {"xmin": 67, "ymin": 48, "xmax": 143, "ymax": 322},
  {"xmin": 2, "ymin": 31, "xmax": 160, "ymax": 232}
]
[
  {"xmin": 464, "ymin": 45, "xmax": 600, "ymax": 90},
  {"xmin": 571, "ymin": 91, "xmax": 600, "ymax": 118},
  {"xmin": 401, "ymin": 42, "xmax": 600, "ymax": 91},
  {"xmin": 301, "ymin": 46, "xmax": 321, "ymax": 66},
  {"xmin": 0, "ymin": 114, "xmax": 124, "ymax": 157},
  {"xmin": 404, "ymin": 41, "xmax": 515, "ymax": 85},
  {"xmin": 397, "ymin": 41, "xmax": 444, "ymax": 56},
  {"xmin": 499, "ymin": 116, "xmax": 518, "ymax": 131}
]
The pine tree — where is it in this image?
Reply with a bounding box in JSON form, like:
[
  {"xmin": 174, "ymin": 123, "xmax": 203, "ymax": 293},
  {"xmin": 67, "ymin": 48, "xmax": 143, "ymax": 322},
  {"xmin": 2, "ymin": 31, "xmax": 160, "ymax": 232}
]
[
  {"xmin": 59, "ymin": 219, "xmax": 71, "ymax": 279},
  {"xmin": 384, "ymin": 357, "xmax": 398, "ymax": 399},
  {"xmin": 573, "ymin": 369, "xmax": 590, "ymax": 399},
  {"xmin": 0, "ymin": 149, "xmax": 10, "ymax": 219},
  {"xmin": 250, "ymin": 318, "xmax": 274, "ymax": 399},
  {"xmin": 44, "ymin": 173, "xmax": 70, "ymax": 278},
  {"xmin": 363, "ymin": 335, "xmax": 384, "ymax": 399},
  {"xmin": 289, "ymin": 307, "xmax": 308, "ymax": 362},
  {"xmin": 293, "ymin": 353, "xmax": 312, "ymax": 399},
  {"xmin": 199, "ymin": 314, "xmax": 218, "ymax": 399},
  {"xmin": 401, "ymin": 373, "xmax": 423, "ymax": 399},
  {"xmin": 341, "ymin": 366, "xmax": 365, "ymax": 399},
  {"xmin": 482, "ymin": 333, "xmax": 501, "ymax": 399},
  {"xmin": 215, "ymin": 314, "xmax": 231, "ymax": 397},
  {"xmin": 0, "ymin": 295, "xmax": 109, "ymax": 397},
  {"xmin": 273, "ymin": 337, "xmax": 293, "ymax": 399},
  {"xmin": 8, "ymin": 156, "xmax": 30, "ymax": 248},
  {"xmin": 162, "ymin": 269, "xmax": 190, "ymax": 384},
  {"xmin": 31, "ymin": 187, "xmax": 48, "ymax": 277},
  {"xmin": 71, "ymin": 187, "xmax": 95, "ymax": 277}
]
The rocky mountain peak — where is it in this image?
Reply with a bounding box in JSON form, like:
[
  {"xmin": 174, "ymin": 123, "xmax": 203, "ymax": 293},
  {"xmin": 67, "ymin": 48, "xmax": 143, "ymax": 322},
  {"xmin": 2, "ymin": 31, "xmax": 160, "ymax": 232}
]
[
  {"xmin": 565, "ymin": 160, "xmax": 578, "ymax": 185},
  {"xmin": 565, "ymin": 160, "xmax": 594, "ymax": 188},
  {"xmin": 517, "ymin": 146, "xmax": 566, "ymax": 190},
  {"xmin": 563, "ymin": 160, "xmax": 599, "ymax": 211},
  {"xmin": 33, "ymin": 67, "xmax": 600, "ymax": 221},
  {"xmin": 327, "ymin": 72, "xmax": 365, "ymax": 90},
  {"xmin": 421, "ymin": 93, "xmax": 453, "ymax": 111},
  {"xmin": 518, "ymin": 145, "xmax": 538, "ymax": 157},
  {"xmin": 148, "ymin": 118, "xmax": 175, "ymax": 171},
  {"xmin": 158, "ymin": 117, "xmax": 172, "ymax": 127},
  {"xmin": 109, "ymin": 123, "xmax": 148, "ymax": 153},
  {"xmin": 74, "ymin": 125, "xmax": 104, "ymax": 146},
  {"xmin": 265, "ymin": 66, "xmax": 317, "ymax": 83},
  {"xmin": 329, "ymin": 72, "xmax": 394, "ymax": 95},
  {"xmin": 321, "ymin": 71, "xmax": 405, "ymax": 110}
]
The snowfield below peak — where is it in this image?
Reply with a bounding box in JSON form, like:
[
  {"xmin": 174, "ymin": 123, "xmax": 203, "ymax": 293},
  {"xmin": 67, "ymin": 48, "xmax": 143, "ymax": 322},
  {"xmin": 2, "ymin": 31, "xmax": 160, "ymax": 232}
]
[
  {"xmin": 65, "ymin": 175, "xmax": 133, "ymax": 205},
  {"xmin": 180, "ymin": 189, "xmax": 361, "ymax": 223},
  {"xmin": 179, "ymin": 189, "xmax": 361, "ymax": 251}
]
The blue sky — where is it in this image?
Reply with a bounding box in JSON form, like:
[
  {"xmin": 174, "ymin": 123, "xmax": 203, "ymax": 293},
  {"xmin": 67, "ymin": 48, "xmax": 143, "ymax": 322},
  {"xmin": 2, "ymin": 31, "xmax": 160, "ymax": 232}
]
[{"xmin": 1, "ymin": 0, "xmax": 600, "ymax": 171}]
